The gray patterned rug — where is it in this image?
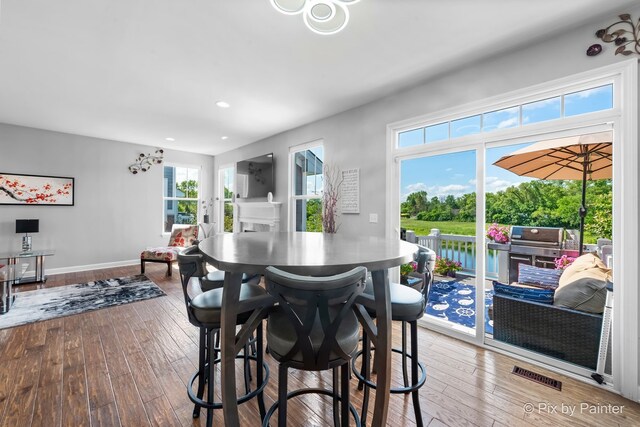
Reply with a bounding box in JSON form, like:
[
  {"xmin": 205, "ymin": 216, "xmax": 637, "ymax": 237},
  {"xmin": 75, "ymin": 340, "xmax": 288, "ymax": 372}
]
[{"xmin": 0, "ymin": 274, "xmax": 166, "ymax": 330}]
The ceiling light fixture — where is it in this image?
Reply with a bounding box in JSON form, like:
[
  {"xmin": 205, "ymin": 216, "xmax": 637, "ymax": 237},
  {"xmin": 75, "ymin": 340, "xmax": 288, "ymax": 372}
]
[
  {"xmin": 216, "ymin": 101, "xmax": 230, "ymax": 108},
  {"xmin": 165, "ymin": 137, "xmax": 175, "ymax": 142},
  {"xmin": 221, "ymin": 136, "xmax": 229, "ymax": 140},
  {"xmin": 270, "ymin": 0, "xmax": 360, "ymax": 35}
]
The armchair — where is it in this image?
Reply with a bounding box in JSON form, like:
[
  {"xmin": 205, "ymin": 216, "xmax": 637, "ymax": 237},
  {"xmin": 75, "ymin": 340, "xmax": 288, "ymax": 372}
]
[{"xmin": 140, "ymin": 224, "xmax": 198, "ymax": 276}]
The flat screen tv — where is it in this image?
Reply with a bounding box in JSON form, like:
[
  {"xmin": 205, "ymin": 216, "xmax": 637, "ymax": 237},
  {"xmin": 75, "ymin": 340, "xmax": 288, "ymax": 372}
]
[{"xmin": 236, "ymin": 153, "xmax": 274, "ymax": 198}]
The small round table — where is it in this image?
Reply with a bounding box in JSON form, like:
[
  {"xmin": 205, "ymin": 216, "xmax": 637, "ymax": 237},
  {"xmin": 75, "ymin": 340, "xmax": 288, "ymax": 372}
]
[{"xmin": 199, "ymin": 232, "xmax": 416, "ymax": 427}]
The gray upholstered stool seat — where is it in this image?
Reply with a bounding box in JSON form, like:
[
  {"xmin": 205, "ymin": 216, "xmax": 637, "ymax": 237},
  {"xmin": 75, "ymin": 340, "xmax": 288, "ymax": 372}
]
[
  {"xmin": 191, "ymin": 283, "xmax": 267, "ymax": 325},
  {"xmin": 353, "ymin": 248, "xmax": 431, "ymax": 427},
  {"xmin": 267, "ymin": 307, "xmax": 361, "ymax": 364},
  {"xmin": 360, "ymin": 278, "xmax": 426, "ymax": 321},
  {"xmin": 201, "ymin": 271, "xmax": 260, "ymax": 292}
]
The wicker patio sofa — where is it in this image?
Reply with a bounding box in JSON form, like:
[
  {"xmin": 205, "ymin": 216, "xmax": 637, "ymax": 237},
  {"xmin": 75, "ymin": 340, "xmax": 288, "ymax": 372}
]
[{"xmin": 492, "ymin": 293, "xmax": 603, "ymax": 370}]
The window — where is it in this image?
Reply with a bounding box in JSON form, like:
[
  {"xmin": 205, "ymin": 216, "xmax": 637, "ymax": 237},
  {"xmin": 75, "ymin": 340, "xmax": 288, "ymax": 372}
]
[
  {"xmin": 395, "ymin": 83, "xmax": 614, "ymax": 149},
  {"xmin": 163, "ymin": 165, "xmax": 200, "ymax": 233},
  {"xmin": 564, "ymin": 84, "xmax": 613, "ymax": 117},
  {"xmin": 291, "ymin": 143, "xmax": 323, "ymax": 232},
  {"xmin": 219, "ymin": 167, "xmax": 234, "ymax": 232}
]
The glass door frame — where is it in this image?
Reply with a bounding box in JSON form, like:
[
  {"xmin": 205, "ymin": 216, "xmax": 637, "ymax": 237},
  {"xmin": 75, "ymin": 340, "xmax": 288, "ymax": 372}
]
[{"xmin": 386, "ymin": 60, "xmax": 638, "ymax": 397}]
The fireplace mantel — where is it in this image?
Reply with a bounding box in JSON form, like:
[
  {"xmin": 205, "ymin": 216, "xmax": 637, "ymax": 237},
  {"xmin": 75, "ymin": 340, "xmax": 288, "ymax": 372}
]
[{"xmin": 233, "ymin": 201, "xmax": 282, "ymax": 232}]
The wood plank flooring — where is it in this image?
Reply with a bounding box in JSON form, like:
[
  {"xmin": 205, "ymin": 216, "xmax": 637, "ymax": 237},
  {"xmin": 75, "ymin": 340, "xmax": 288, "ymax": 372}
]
[{"xmin": 0, "ymin": 264, "xmax": 638, "ymax": 426}]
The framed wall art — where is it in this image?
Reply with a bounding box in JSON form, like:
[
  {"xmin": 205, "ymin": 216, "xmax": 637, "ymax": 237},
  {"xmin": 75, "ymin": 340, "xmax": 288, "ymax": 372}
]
[{"xmin": 0, "ymin": 173, "xmax": 75, "ymax": 206}]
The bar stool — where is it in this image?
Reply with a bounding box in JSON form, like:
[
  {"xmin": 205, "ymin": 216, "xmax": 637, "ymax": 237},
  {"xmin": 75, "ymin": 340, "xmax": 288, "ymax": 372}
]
[
  {"xmin": 178, "ymin": 247, "xmax": 273, "ymax": 427},
  {"xmin": 352, "ymin": 249, "xmax": 431, "ymax": 427},
  {"xmin": 262, "ymin": 266, "xmax": 367, "ymax": 427}
]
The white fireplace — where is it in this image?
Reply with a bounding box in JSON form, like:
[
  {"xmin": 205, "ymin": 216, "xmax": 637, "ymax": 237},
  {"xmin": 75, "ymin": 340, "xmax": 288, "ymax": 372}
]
[{"xmin": 233, "ymin": 201, "xmax": 282, "ymax": 232}]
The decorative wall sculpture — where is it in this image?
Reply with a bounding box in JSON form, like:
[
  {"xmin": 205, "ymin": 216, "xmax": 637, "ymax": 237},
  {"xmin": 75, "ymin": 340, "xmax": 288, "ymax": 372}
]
[
  {"xmin": 129, "ymin": 149, "xmax": 164, "ymax": 174},
  {"xmin": 588, "ymin": 13, "xmax": 640, "ymax": 57}
]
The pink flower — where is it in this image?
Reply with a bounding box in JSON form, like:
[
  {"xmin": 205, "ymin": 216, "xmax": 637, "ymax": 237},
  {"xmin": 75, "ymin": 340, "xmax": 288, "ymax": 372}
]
[
  {"xmin": 486, "ymin": 223, "xmax": 510, "ymax": 243},
  {"xmin": 554, "ymin": 255, "xmax": 575, "ymax": 270}
]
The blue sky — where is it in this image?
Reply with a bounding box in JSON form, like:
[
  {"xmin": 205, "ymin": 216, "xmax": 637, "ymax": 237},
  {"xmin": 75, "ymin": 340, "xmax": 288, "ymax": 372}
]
[
  {"xmin": 400, "ymin": 144, "xmax": 533, "ymax": 201},
  {"xmin": 399, "ymin": 84, "xmax": 613, "ymax": 201}
]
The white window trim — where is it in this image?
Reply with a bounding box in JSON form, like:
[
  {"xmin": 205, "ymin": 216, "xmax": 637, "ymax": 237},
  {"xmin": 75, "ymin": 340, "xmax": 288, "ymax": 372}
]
[
  {"xmin": 288, "ymin": 139, "xmax": 324, "ymax": 232},
  {"xmin": 162, "ymin": 163, "xmax": 202, "ymax": 235},
  {"xmin": 217, "ymin": 164, "xmax": 235, "ymax": 233},
  {"xmin": 386, "ymin": 60, "xmax": 638, "ymax": 400}
]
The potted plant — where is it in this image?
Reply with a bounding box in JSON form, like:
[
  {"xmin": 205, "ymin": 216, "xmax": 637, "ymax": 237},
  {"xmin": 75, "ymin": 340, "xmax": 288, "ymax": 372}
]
[
  {"xmin": 434, "ymin": 256, "xmax": 462, "ymax": 278},
  {"xmin": 400, "ymin": 261, "xmax": 417, "ymax": 284},
  {"xmin": 486, "ymin": 223, "xmax": 510, "ymax": 244},
  {"xmin": 554, "ymin": 254, "xmax": 576, "ymax": 270}
]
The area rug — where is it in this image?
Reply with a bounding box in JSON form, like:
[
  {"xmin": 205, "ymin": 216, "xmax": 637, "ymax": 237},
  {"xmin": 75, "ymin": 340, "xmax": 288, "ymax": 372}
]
[
  {"xmin": 425, "ymin": 279, "xmax": 494, "ymax": 334},
  {"xmin": 0, "ymin": 274, "xmax": 166, "ymax": 330}
]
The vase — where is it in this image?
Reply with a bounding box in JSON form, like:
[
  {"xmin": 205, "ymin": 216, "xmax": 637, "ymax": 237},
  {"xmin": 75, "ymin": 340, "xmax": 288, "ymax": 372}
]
[
  {"xmin": 203, "ymin": 214, "xmax": 210, "ymax": 224},
  {"xmin": 400, "ymin": 275, "xmax": 409, "ymax": 285}
]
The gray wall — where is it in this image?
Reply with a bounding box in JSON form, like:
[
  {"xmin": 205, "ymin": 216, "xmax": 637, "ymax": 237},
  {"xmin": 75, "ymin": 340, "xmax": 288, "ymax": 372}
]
[
  {"xmin": 0, "ymin": 123, "xmax": 214, "ymax": 271},
  {"xmin": 214, "ymin": 8, "xmax": 640, "ymax": 240}
]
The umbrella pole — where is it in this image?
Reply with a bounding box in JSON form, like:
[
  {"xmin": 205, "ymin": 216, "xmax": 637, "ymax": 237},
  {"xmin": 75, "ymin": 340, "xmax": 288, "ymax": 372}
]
[{"xmin": 578, "ymin": 156, "xmax": 589, "ymax": 256}]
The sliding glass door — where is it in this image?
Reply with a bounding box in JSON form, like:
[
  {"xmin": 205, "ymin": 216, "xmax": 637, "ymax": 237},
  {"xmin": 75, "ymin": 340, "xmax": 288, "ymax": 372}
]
[{"xmin": 400, "ymin": 150, "xmax": 480, "ymax": 336}]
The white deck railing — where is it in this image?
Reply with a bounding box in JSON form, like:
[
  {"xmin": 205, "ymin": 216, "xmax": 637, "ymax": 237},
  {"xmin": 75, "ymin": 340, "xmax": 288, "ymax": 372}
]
[{"xmin": 414, "ymin": 229, "xmax": 500, "ymax": 278}]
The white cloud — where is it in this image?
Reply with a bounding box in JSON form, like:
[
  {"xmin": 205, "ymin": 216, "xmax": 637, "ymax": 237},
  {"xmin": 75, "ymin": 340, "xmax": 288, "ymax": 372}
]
[
  {"xmin": 427, "ymin": 184, "xmax": 471, "ymax": 197},
  {"xmin": 468, "ymin": 176, "xmax": 522, "ymax": 193},
  {"xmin": 445, "ymin": 168, "xmax": 453, "ymax": 172},
  {"xmin": 401, "ymin": 182, "xmax": 471, "ymax": 201},
  {"xmin": 405, "ymin": 182, "xmax": 428, "ymax": 193},
  {"xmin": 497, "ymin": 117, "xmax": 519, "ymax": 129}
]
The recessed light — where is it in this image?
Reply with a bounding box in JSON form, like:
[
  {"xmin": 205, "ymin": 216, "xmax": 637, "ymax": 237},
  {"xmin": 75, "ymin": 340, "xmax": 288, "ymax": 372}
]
[
  {"xmin": 216, "ymin": 101, "xmax": 230, "ymax": 108},
  {"xmin": 221, "ymin": 136, "xmax": 229, "ymax": 140},
  {"xmin": 165, "ymin": 137, "xmax": 175, "ymax": 142}
]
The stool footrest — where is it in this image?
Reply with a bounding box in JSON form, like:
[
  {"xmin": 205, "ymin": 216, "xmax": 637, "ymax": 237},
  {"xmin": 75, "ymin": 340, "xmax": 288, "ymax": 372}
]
[
  {"xmin": 188, "ymin": 354, "xmax": 269, "ymax": 410},
  {"xmin": 351, "ymin": 347, "xmax": 427, "ymax": 393},
  {"xmin": 262, "ymin": 388, "xmax": 361, "ymax": 427}
]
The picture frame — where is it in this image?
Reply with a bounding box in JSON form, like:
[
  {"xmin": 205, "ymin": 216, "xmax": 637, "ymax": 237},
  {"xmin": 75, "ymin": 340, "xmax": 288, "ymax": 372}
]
[{"xmin": 0, "ymin": 173, "xmax": 75, "ymax": 206}]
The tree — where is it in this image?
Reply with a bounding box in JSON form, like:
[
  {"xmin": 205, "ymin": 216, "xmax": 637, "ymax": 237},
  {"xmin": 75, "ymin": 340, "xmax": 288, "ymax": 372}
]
[{"xmin": 402, "ymin": 191, "xmax": 428, "ymax": 217}]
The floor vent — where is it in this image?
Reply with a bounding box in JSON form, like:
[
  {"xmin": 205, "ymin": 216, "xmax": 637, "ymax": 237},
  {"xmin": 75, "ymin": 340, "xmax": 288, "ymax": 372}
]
[{"xmin": 512, "ymin": 366, "xmax": 562, "ymax": 391}]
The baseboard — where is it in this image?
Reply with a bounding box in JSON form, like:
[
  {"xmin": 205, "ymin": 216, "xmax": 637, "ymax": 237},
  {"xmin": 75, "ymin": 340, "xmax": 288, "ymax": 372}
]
[{"xmin": 46, "ymin": 259, "xmax": 139, "ymax": 276}]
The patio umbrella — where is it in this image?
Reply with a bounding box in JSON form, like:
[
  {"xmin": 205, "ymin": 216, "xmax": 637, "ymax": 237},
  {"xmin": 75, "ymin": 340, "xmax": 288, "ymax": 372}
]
[{"xmin": 493, "ymin": 131, "xmax": 612, "ymax": 255}]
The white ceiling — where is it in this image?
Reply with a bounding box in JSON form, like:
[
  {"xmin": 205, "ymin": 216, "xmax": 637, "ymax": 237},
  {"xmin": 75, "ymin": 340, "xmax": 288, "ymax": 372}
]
[{"xmin": 0, "ymin": 1, "xmax": 634, "ymax": 155}]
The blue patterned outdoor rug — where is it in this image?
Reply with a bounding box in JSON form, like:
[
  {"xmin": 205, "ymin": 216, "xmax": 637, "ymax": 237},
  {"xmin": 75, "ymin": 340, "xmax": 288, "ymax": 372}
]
[
  {"xmin": 0, "ymin": 275, "xmax": 165, "ymax": 330},
  {"xmin": 426, "ymin": 279, "xmax": 494, "ymax": 334}
]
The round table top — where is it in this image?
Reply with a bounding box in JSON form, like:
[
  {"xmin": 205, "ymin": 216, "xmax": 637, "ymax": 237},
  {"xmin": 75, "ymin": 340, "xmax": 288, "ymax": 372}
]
[{"xmin": 198, "ymin": 232, "xmax": 416, "ymax": 276}]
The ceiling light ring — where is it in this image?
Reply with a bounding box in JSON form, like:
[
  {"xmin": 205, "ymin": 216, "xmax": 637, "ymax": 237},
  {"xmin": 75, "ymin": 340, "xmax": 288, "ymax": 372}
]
[
  {"xmin": 306, "ymin": 1, "xmax": 337, "ymax": 22},
  {"xmin": 303, "ymin": 1, "xmax": 349, "ymax": 35},
  {"xmin": 270, "ymin": 0, "xmax": 306, "ymax": 15},
  {"xmin": 272, "ymin": 0, "xmax": 356, "ymax": 35}
]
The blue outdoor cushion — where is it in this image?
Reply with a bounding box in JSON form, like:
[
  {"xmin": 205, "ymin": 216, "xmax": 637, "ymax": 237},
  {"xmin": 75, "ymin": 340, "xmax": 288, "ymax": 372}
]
[
  {"xmin": 517, "ymin": 264, "xmax": 562, "ymax": 289},
  {"xmin": 492, "ymin": 281, "xmax": 555, "ymax": 304}
]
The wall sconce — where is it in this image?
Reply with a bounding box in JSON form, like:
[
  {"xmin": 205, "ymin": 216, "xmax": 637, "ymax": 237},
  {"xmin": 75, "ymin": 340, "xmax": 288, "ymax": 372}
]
[
  {"xmin": 587, "ymin": 13, "xmax": 640, "ymax": 57},
  {"xmin": 129, "ymin": 149, "xmax": 164, "ymax": 174}
]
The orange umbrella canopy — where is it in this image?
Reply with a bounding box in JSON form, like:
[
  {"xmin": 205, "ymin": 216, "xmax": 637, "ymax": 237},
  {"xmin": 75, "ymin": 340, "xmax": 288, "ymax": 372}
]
[
  {"xmin": 493, "ymin": 131, "xmax": 612, "ymax": 255},
  {"xmin": 493, "ymin": 131, "xmax": 612, "ymax": 181}
]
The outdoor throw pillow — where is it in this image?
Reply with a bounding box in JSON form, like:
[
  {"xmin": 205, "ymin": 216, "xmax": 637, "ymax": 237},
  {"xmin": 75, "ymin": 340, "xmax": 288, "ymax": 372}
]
[
  {"xmin": 517, "ymin": 264, "xmax": 562, "ymax": 289},
  {"xmin": 557, "ymin": 253, "xmax": 611, "ymax": 289},
  {"xmin": 492, "ymin": 281, "xmax": 555, "ymax": 305},
  {"xmin": 553, "ymin": 277, "xmax": 608, "ymax": 313}
]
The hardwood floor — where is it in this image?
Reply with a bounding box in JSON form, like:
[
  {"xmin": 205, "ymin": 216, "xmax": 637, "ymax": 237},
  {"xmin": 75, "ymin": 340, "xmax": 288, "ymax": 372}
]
[{"xmin": 0, "ymin": 264, "xmax": 638, "ymax": 426}]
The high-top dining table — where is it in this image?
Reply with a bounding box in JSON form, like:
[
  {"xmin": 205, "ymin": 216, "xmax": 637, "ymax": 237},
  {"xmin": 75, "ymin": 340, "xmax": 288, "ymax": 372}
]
[{"xmin": 199, "ymin": 231, "xmax": 416, "ymax": 427}]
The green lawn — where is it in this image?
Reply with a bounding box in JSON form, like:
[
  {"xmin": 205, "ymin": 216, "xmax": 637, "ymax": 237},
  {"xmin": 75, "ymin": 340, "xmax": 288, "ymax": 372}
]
[
  {"xmin": 401, "ymin": 218, "xmax": 597, "ymax": 243},
  {"xmin": 401, "ymin": 219, "xmax": 478, "ymax": 236}
]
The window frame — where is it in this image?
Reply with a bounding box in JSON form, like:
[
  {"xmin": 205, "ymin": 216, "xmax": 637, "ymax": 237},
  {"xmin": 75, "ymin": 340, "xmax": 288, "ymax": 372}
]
[
  {"xmin": 217, "ymin": 164, "xmax": 235, "ymax": 233},
  {"xmin": 288, "ymin": 140, "xmax": 324, "ymax": 232},
  {"xmin": 162, "ymin": 163, "xmax": 201, "ymax": 234}
]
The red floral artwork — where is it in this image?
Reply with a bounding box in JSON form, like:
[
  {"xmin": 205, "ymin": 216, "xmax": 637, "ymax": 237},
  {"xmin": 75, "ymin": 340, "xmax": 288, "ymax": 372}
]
[{"xmin": 0, "ymin": 173, "xmax": 74, "ymax": 205}]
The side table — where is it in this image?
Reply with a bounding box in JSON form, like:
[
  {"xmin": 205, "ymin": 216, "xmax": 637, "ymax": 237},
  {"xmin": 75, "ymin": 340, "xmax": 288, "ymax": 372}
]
[
  {"xmin": 0, "ymin": 265, "xmax": 24, "ymax": 314},
  {"xmin": 0, "ymin": 250, "xmax": 55, "ymax": 285}
]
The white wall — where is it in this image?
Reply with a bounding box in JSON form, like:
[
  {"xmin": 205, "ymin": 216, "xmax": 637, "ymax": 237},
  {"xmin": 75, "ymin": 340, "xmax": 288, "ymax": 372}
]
[
  {"xmin": 214, "ymin": 7, "xmax": 640, "ymax": 239},
  {"xmin": 0, "ymin": 123, "xmax": 215, "ymax": 271}
]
